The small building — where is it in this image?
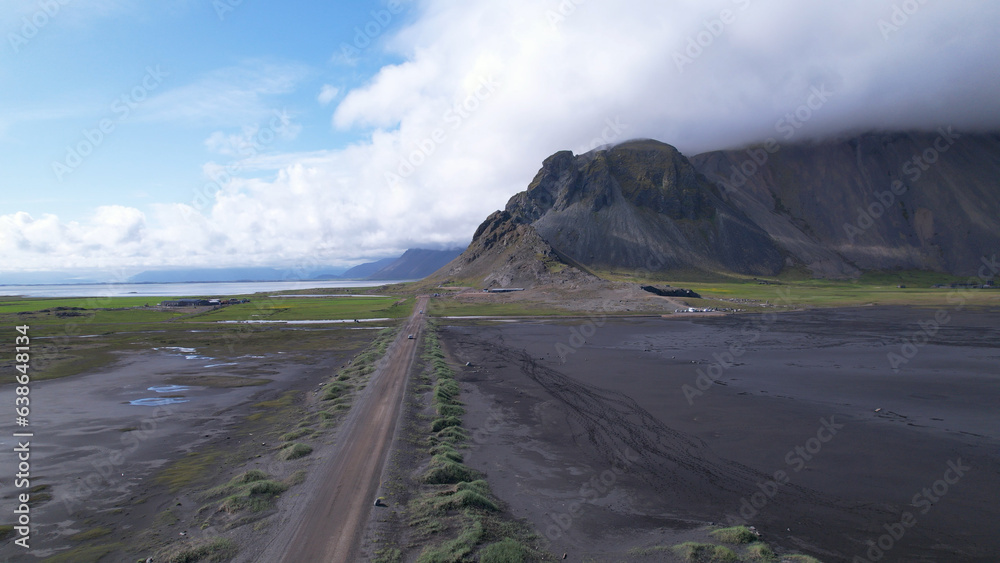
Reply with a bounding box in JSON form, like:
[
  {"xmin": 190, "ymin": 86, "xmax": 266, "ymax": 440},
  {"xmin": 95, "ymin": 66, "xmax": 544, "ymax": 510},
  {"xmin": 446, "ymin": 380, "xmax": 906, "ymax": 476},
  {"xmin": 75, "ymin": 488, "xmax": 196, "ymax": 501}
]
[{"xmin": 160, "ymin": 298, "xmax": 212, "ymax": 307}]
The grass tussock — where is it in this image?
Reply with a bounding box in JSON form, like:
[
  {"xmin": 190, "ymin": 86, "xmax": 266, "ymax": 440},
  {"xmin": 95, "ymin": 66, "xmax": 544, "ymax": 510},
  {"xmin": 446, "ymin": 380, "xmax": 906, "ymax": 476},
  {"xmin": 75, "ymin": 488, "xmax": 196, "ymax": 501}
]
[
  {"xmin": 710, "ymin": 525, "xmax": 759, "ymax": 545},
  {"xmin": 279, "ymin": 442, "xmax": 313, "ymax": 460},
  {"xmin": 423, "ymin": 457, "xmax": 479, "ymax": 485},
  {"xmin": 280, "ymin": 427, "xmax": 314, "ymax": 442},
  {"xmin": 745, "ymin": 542, "xmax": 776, "ymax": 561},
  {"xmin": 39, "ymin": 543, "xmax": 124, "ymax": 563},
  {"xmin": 479, "ymin": 537, "xmax": 530, "ymax": 563},
  {"xmin": 157, "ymin": 536, "xmax": 238, "ymax": 563},
  {"xmin": 431, "ymin": 416, "xmax": 462, "ymax": 432},
  {"xmin": 68, "ymin": 526, "xmax": 112, "ymax": 542},
  {"xmin": 672, "ymin": 542, "xmax": 739, "ymax": 563},
  {"xmin": 201, "ymin": 470, "xmax": 290, "ymax": 514}
]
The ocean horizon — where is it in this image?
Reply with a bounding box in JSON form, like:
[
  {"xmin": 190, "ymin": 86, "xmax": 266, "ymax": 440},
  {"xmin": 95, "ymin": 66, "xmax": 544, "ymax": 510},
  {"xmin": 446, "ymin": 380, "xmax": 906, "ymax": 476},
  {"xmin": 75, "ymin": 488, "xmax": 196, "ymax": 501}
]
[{"xmin": 0, "ymin": 279, "xmax": 412, "ymax": 298}]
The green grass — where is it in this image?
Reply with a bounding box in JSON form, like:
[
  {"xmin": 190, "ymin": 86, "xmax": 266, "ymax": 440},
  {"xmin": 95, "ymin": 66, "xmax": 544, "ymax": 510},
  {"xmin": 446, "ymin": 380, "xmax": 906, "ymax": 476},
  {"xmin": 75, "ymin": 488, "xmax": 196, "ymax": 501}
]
[
  {"xmin": 189, "ymin": 295, "xmax": 413, "ymax": 321},
  {"xmin": 40, "ymin": 543, "xmax": 123, "ymax": 563},
  {"xmin": 280, "ymin": 427, "xmax": 314, "ymax": 441},
  {"xmin": 423, "ymin": 457, "xmax": 480, "ymax": 484},
  {"xmin": 68, "ymin": 526, "xmax": 112, "ymax": 541},
  {"xmin": 155, "ymin": 451, "xmax": 221, "ymax": 493},
  {"xmin": 479, "ymin": 538, "xmax": 530, "ymax": 563},
  {"xmin": 373, "ymin": 547, "xmax": 403, "ymax": 563},
  {"xmin": 639, "ymin": 276, "xmax": 997, "ymax": 309},
  {"xmin": 279, "ymin": 442, "xmax": 313, "ymax": 460},
  {"xmin": 416, "ymin": 519, "xmax": 484, "ymax": 563},
  {"xmin": 157, "ymin": 536, "xmax": 238, "ymax": 563},
  {"xmin": 0, "ymin": 295, "xmax": 160, "ymax": 313},
  {"xmin": 745, "ymin": 542, "xmax": 776, "ymax": 561},
  {"xmin": 202, "ymin": 470, "xmax": 290, "ymax": 514},
  {"xmin": 671, "ymin": 542, "xmax": 739, "ymax": 562},
  {"xmin": 427, "ymin": 299, "xmax": 575, "ymax": 317},
  {"xmin": 710, "ymin": 525, "xmax": 758, "ymax": 545}
]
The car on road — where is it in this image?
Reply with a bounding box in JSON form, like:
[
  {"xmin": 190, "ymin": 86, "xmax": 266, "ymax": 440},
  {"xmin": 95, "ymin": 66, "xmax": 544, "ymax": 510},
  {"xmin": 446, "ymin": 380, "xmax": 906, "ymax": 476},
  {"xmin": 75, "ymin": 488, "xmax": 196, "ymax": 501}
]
[{"xmin": 407, "ymin": 334, "xmax": 414, "ymax": 339}]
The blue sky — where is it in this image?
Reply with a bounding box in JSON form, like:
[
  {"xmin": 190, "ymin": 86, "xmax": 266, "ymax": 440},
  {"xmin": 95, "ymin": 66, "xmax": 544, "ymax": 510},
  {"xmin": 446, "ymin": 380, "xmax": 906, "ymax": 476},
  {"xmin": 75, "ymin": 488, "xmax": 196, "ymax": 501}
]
[
  {"xmin": 2, "ymin": 0, "xmax": 999, "ymax": 276},
  {"xmin": 2, "ymin": 0, "xmax": 405, "ymax": 221}
]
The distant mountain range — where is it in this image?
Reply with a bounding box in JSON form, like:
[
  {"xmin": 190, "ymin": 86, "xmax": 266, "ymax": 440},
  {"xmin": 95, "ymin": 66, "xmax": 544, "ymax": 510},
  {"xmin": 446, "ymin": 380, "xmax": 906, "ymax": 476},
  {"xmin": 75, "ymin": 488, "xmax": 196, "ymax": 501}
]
[
  {"xmin": 434, "ymin": 131, "xmax": 1000, "ymax": 287},
  {"xmin": 122, "ymin": 248, "xmax": 462, "ymax": 284},
  {"xmin": 1, "ymin": 248, "xmax": 464, "ymax": 285}
]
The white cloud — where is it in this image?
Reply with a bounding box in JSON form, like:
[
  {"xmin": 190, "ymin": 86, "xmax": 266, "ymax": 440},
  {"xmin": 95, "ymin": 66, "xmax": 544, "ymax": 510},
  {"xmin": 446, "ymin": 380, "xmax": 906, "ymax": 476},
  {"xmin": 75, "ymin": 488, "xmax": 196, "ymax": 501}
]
[
  {"xmin": 317, "ymin": 84, "xmax": 340, "ymax": 105},
  {"xmin": 139, "ymin": 59, "xmax": 310, "ymax": 127},
  {"xmin": 4, "ymin": 0, "xmax": 1000, "ymax": 272}
]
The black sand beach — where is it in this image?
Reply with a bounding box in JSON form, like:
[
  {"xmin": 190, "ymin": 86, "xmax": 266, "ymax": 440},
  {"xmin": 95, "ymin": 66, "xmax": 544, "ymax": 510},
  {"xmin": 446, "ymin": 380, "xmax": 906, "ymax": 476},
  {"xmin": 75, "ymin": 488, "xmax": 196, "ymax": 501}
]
[{"xmin": 442, "ymin": 307, "xmax": 1000, "ymax": 562}]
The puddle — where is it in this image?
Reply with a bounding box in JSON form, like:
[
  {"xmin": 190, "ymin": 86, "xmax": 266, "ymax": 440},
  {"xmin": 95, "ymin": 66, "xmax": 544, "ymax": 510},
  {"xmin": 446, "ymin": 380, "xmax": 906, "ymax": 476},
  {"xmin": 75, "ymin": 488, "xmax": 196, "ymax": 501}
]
[
  {"xmin": 154, "ymin": 346, "xmax": 196, "ymax": 353},
  {"xmin": 129, "ymin": 397, "xmax": 189, "ymax": 406},
  {"xmin": 148, "ymin": 385, "xmax": 190, "ymax": 393},
  {"xmin": 204, "ymin": 363, "xmax": 238, "ymax": 368},
  {"xmin": 185, "ymin": 355, "xmax": 214, "ymax": 360}
]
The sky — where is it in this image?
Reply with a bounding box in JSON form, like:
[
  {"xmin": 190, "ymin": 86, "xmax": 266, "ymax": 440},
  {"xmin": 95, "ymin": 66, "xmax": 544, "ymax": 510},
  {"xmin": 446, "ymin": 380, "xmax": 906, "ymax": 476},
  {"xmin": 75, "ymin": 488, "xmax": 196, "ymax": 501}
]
[{"xmin": 2, "ymin": 0, "xmax": 999, "ymax": 278}]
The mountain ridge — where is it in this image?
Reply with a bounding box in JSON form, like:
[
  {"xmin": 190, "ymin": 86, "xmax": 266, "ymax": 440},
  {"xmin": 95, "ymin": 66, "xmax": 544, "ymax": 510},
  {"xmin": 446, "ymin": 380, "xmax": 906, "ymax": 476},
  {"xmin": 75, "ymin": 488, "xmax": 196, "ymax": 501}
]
[{"xmin": 436, "ymin": 131, "xmax": 1000, "ymax": 287}]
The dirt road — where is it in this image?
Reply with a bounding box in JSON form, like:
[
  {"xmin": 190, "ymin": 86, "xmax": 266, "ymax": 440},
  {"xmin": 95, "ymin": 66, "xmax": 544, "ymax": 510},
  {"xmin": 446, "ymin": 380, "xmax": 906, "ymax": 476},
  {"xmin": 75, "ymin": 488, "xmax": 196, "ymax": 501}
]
[{"xmin": 264, "ymin": 296, "xmax": 428, "ymax": 562}]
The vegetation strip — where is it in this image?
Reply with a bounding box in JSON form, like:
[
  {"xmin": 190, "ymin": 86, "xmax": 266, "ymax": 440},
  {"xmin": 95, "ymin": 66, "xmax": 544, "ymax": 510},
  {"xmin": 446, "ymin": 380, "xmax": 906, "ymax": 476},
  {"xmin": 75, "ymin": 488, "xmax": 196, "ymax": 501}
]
[{"xmin": 383, "ymin": 324, "xmax": 550, "ymax": 563}]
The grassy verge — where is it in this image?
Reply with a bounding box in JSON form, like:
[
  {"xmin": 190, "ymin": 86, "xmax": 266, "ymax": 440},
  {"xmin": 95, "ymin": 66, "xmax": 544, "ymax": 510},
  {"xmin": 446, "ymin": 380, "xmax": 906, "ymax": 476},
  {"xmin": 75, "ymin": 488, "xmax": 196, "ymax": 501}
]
[
  {"xmin": 399, "ymin": 325, "xmax": 551, "ymax": 563},
  {"xmin": 597, "ymin": 270, "xmax": 999, "ymax": 309},
  {"xmin": 317, "ymin": 326, "xmax": 398, "ymax": 426},
  {"xmin": 629, "ymin": 526, "xmax": 822, "ymax": 562},
  {"xmin": 427, "ymin": 299, "xmax": 579, "ymax": 318}
]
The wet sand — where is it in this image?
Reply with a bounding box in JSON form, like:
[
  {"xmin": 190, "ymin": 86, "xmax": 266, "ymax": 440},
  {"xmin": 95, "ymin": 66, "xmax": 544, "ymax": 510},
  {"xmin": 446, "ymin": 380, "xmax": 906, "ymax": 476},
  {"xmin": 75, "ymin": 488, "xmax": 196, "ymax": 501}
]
[
  {"xmin": 0, "ymin": 338, "xmax": 358, "ymax": 561},
  {"xmin": 441, "ymin": 307, "xmax": 1000, "ymax": 562}
]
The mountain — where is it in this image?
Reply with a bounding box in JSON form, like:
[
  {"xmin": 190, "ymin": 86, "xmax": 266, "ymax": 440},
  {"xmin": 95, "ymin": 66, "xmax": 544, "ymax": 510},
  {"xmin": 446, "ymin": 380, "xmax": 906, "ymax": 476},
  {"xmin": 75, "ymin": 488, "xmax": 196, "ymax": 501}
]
[
  {"xmin": 129, "ymin": 267, "xmax": 293, "ymax": 283},
  {"xmin": 341, "ymin": 248, "xmax": 465, "ymax": 280},
  {"xmin": 691, "ymin": 130, "xmax": 1000, "ymax": 277},
  {"xmin": 340, "ymin": 257, "xmax": 398, "ymax": 279},
  {"xmin": 367, "ymin": 248, "xmax": 463, "ymax": 280},
  {"xmin": 434, "ymin": 209, "xmax": 597, "ymax": 288},
  {"xmin": 437, "ymin": 132, "xmax": 1000, "ymax": 287}
]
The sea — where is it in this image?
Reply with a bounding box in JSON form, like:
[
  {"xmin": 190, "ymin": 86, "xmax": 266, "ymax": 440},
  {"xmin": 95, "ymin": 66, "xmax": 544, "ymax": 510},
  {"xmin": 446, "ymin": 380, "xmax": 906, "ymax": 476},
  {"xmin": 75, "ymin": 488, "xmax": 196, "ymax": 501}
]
[{"xmin": 0, "ymin": 280, "xmax": 409, "ymax": 298}]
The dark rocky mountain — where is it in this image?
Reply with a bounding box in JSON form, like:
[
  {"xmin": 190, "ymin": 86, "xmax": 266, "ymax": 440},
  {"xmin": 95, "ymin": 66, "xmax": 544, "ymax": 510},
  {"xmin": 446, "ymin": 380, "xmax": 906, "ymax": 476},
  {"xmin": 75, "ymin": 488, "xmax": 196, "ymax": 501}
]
[
  {"xmin": 339, "ymin": 257, "xmax": 398, "ymax": 279},
  {"xmin": 436, "ymin": 132, "xmax": 1000, "ymax": 286},
  {"xmin": 366, "ymin": 248, "xmax": 463, "ymax": 280},
  {"xmin": 691, "ymin": 130, "xmax": 1000, "ymax": 277}
]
